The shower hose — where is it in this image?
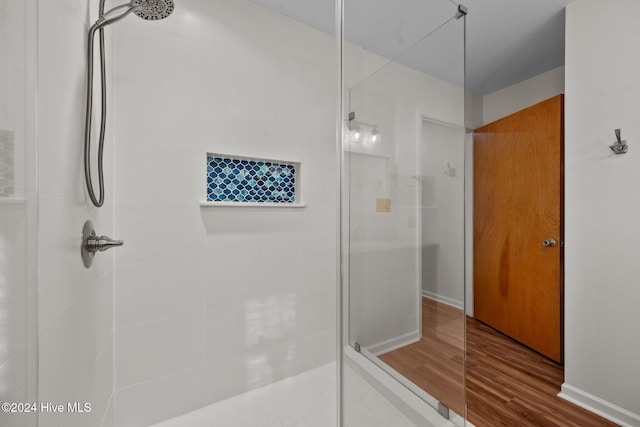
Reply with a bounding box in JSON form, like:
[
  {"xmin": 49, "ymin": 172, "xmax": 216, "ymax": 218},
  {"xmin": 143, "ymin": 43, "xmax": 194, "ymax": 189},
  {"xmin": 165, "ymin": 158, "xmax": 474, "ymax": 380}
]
[
  {"xmin": 83, "ymin": 0, "xmax": 109, "ymax": 208},
  {"xmin": 83, "ymin": 1, "xmax": 173, "ymax": 207}
]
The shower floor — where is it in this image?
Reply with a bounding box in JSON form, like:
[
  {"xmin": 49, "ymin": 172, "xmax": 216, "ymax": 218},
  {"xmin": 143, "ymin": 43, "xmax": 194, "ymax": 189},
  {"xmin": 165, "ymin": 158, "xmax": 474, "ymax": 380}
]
[{"xmin": 151, "ymin": 363, "xmax": 336, "ymax": 427}]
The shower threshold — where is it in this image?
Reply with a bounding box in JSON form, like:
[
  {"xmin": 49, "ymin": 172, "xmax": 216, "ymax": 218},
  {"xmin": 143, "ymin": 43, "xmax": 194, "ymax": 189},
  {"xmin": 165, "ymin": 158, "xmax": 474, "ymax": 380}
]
[{"xmin": 151, "ymin": 363, "xmax": 336, "ymax": 427}]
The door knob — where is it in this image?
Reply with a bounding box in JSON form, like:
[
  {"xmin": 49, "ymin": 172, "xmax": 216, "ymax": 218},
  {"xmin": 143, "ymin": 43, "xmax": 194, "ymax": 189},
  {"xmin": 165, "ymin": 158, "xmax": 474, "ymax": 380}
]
[{"xmin": 542, "ymin": 238, "xmax": 557, "ymax": 247}]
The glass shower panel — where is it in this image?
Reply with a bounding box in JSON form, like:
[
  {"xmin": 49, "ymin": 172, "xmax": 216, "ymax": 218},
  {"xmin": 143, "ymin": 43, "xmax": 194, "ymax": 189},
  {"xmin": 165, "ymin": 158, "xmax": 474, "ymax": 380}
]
[
  {"xmin": 0, "ymin": 0, "xmax": 39, "ymax": 426},
  {"xmin": 342, "ymin": 0, "xmax": 466, "ymax": 425}
]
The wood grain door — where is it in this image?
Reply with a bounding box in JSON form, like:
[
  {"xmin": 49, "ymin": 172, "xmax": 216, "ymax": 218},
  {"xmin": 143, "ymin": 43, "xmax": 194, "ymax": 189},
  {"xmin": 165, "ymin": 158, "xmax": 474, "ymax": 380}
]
[{"xmin": 474, "ymin": 95, "xmax": 563, "ymax": 363}]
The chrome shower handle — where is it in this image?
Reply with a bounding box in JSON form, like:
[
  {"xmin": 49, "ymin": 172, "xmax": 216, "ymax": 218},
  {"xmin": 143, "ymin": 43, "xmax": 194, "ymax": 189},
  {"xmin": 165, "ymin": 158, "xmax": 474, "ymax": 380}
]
[
  {"xmin": 85, "ymin": 234, "xmax": 124, "ymax": 253},
  {"xmin": 81, "ymin": 220, "xmax": 124, "ymax": 268}
]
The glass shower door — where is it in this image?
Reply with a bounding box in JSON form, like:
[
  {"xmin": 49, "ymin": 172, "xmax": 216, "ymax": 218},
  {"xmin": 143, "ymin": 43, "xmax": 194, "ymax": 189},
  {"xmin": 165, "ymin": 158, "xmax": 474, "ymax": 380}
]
[{"xmin": 341, "ymin": 1, "xmax": 467, "ymax": 425}]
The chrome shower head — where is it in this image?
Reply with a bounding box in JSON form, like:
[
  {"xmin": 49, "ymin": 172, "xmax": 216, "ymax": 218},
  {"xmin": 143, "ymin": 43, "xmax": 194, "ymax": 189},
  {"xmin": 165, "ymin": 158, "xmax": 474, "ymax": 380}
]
[
  {"xmin": 92, "ymin": 0, "xmax": 175, "ymax": 29},
  {"xmin": 132, "ymin": 0, "xmax": 175, "ymax": 20}
]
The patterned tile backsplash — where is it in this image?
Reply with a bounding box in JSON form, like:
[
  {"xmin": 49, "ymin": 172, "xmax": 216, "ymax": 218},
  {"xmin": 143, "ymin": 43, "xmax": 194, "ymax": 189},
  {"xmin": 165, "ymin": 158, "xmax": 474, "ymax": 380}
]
[{"xmin": 207, "ymin": 154, "xmax": 298, "ymax": 203}]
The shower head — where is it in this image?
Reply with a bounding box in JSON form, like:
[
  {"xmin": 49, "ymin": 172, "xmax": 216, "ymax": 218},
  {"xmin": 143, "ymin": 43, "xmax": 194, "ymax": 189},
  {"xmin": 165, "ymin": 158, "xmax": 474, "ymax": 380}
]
[
  {"xmin": 92, "ymin": 0, "xmax": 174, "ymax": 29},
  {"xmin": 132, "ymin": 0, "xmax": 175, "ymax": 21}
]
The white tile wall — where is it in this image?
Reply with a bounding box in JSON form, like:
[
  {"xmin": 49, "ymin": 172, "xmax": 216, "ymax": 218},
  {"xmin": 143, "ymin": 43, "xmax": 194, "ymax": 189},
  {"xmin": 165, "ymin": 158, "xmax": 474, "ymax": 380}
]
[
  {"xmin": 115, "ymin": 313, "xmax": 205, "ymax": 388},
  {"xmin": 294, "ymin": 330, "xmax": 336, "ymax": 374},
  {"xmin": 204, "ymin": 306, "xmax": 247, "ymax": 363},
  {"xmin": 65, "ymin": 334, "xmax": 114, "ymax": 427},
  {"xmin": 100, "ymin": 399, "xmax": 114, "ymax": 427},
  {"xmin": 113, "ymin": 82, "xmax": 214, "ymax": 149},
  {"xmin": 300, "ymin": 248, "xmax": 337, "ymax": 294},
  {"xmin": 299, "ymin": 291, "xmax": 336, "ymax": 336},
  {"xmin": 203, "ymin": 255, "xmax": 250, "ymax": 310},
  {"xmin": 37, "ymin": 0, "xmax": 115, "ymax": 426},
  {"xmin": 200, "ymin": 356, "xmax": 246, "ymax": 403},
  {"xmin": 38, "ymin": 195, "xmax": 113, "ymax": 327},
  {"xmin": 115, "ymin": 366, "xmax": 210, "ymax": 427},
  {"xmin": 38, "ymin": 270, "xmax": 113, "ymax": 427},
  {"xmin": 115, "ymin": 260, "xmax": 205, "ymax": 327},
  {"xmin": 114, "ymin": 143, "xmax": 205, "ymax": 205},
  {"xmin": 113, "ymin": 202, "xmax": 205, "ymax": 266},
  {"xmin": 112, "ymin": 0, "xmax": 338, "ymax": 424}
]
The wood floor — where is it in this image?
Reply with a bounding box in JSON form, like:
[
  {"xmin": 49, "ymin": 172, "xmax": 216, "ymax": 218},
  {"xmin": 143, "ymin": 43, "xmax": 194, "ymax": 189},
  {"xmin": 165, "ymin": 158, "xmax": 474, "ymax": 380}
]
[{"xmin": 379, "ymin": 299, "xmax": 617, "ymax": 427}]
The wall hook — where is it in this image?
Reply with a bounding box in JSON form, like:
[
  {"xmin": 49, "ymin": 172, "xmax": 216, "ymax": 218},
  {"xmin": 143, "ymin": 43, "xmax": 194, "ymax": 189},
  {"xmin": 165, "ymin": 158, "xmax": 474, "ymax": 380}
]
[
  {"xmin": 610, "ymin": 128, "xmax": 628, "ymax": 154},
  {"xmin": 444, "ymin": 162, "xmax": 457, "ymax": 177}
]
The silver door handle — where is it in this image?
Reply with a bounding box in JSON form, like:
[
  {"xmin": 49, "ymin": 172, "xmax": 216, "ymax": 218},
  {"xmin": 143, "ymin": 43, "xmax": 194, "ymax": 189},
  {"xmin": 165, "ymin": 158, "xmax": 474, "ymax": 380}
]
[{"xmin": 542, "ymin": 239, "xmax": 557, "ymax": 247}]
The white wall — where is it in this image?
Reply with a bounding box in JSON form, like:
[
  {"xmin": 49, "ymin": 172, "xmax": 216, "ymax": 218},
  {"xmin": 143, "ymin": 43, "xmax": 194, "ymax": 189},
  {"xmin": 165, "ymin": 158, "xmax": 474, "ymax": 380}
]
[
  {"xmin": 562, "ymin": 1, "xmax": 640, "ymax": 424},
  {"xmin": 36, "ymin": 0, "xmax": 116, "ymax": 426},
  {"xmin": 482, "ymin": 66, "xmax": 565, "ymax": 125},
  {"xmin": 112, "ymin": 1, "xmax": 336, "ymax": 425},
  {"xmin": 420, "ymin": 120, "xmax": 465, "ymax": 310}
]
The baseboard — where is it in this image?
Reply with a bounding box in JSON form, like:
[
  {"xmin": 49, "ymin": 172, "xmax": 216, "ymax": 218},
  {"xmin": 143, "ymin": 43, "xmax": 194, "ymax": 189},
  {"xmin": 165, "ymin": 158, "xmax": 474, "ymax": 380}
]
[
  {"xmin": 367, "ymin": 330, "xmax": 421, "ymax": 356},
  {"xmin": 558, "ymin": 383, "xmax": 640, "ymax": 427},
  {"xmin": 422, "ymin": 290, "xmax": 464, "ymax": 311}
]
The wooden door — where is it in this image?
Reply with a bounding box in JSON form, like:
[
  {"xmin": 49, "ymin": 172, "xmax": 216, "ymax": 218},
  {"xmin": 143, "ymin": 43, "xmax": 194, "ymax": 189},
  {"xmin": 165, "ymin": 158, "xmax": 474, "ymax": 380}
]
[{"xmin": 474, "ymin": 95, "xmax": 563, "ymax": 363}]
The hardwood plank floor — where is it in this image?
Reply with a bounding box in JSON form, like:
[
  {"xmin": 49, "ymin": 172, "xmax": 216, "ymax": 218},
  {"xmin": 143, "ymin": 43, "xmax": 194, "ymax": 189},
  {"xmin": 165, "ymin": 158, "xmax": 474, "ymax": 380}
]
[
  {"xmin": 379, "ymin": 299, "xmax": 617, "ymax": 427},
  {"xmin": 379, "ymin": 297, "xmax": 466, "ymax": 415}
]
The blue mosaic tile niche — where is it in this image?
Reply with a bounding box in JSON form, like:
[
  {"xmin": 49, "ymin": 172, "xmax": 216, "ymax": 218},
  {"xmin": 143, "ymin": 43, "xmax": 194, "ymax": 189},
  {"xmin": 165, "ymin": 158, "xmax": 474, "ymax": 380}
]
[{"xmin": 207, "ymin": 155, "xmax": 297, "ymax": 203}]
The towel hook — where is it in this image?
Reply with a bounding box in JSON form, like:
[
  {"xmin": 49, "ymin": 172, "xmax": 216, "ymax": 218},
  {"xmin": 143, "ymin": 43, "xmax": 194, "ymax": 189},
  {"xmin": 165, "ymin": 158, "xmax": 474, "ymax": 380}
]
[
  {"xmin": 444, "ymin": 162, "xmax": 457, "ymax": 177},
  {"xmin": 610, "ymin": 128, "xmax": 628, "ymax": 154}
]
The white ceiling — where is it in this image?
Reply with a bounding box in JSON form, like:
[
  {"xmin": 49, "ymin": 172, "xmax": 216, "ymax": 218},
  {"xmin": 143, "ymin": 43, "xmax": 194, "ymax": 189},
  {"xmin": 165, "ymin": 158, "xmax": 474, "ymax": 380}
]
[{"xmin": 249, "ymin": 0, "xmax": 573, "ymax": 95}]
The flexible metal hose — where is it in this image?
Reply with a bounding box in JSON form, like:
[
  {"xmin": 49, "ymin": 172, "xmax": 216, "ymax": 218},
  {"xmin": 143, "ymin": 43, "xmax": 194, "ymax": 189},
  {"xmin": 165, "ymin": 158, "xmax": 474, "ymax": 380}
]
[
  {"xmin": 84, "ymin": 1, "xmax": 135, "ymax": 207},
  {"xmin": 83, "ymin": 0, "xmax": 108, "ymax": 207},
  {"xmin": 83, "ymin": 1, "xmax": 174, "ymax": 207}
]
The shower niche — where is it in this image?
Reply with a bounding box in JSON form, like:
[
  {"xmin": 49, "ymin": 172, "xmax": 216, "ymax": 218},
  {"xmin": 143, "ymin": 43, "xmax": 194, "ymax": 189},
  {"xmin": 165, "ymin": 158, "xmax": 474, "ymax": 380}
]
[{"xmin": 202, "ymin": 153, "xmax": 304, "ymax": 207}]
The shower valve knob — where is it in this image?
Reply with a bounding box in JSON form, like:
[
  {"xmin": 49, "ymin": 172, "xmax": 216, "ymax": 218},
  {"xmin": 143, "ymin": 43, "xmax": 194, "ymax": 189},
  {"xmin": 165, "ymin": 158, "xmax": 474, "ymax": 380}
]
[
  {"xmin": 81, "ymin": 220, "xmax": 124, "ymax": 268},
  {"xmin": 86, "ymin": 234, "xmax": 124, "ymax": 253}
]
